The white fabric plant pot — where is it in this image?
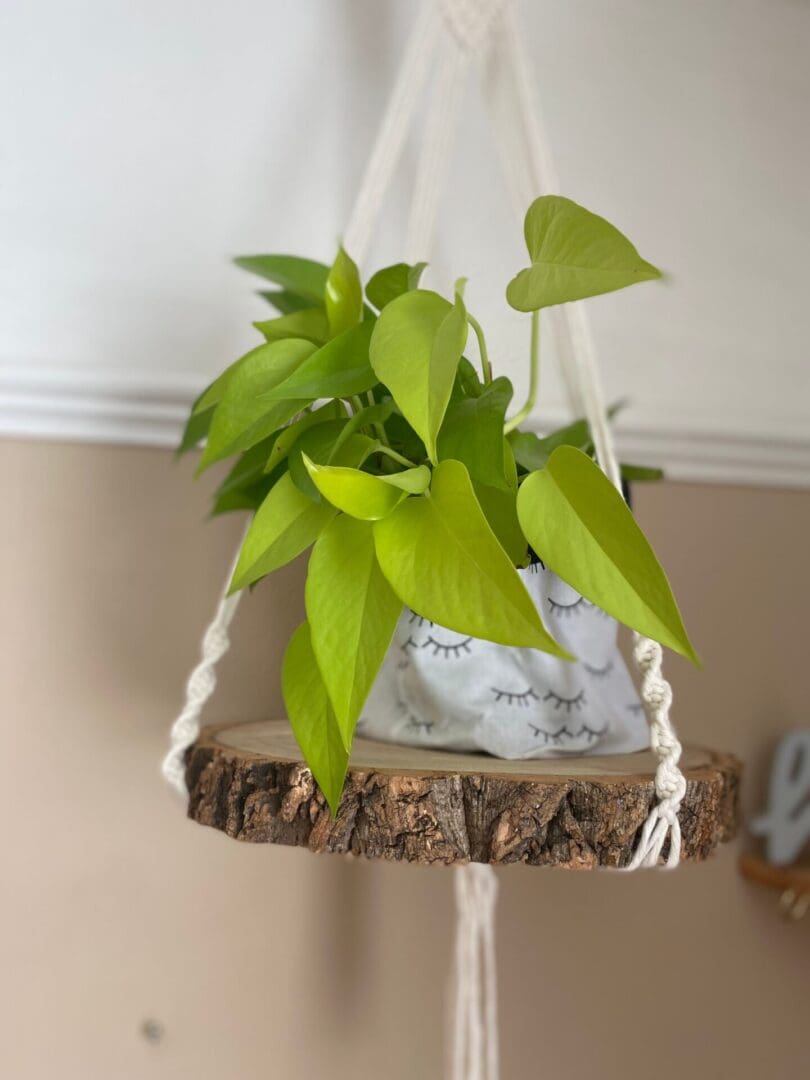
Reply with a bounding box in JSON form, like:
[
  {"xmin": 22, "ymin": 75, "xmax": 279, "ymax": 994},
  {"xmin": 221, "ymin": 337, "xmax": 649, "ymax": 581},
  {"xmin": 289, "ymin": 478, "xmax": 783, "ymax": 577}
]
[{"xmin": 360, "ymin": 563, "xmax": 649, "ymax": 759}]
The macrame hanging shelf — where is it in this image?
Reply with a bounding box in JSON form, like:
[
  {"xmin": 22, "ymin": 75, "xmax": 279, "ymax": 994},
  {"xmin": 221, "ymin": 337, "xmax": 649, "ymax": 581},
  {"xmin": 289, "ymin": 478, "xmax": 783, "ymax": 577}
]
[
  {"xmin": 167, "ymin": 0, "xmax": 740, "ymax": 869},
  {"xmin": 165, "ymin": 4, "xmax": 740, "ymax": 1075}
]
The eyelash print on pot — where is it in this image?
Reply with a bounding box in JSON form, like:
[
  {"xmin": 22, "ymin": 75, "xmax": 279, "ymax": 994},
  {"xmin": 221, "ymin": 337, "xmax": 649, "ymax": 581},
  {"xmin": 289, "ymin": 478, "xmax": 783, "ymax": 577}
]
[
  {"xmin": 491, "ymin": 686, "xmax": 540, "ymax": 707},
  {"xmin": 408, "ymin": 611, "xmax": 433, "ymax": 628},
  {"xmin": 528, "ymin": 721, "xmax": 607, "ymax": 745},
  {"xmin": 583, "ymin": 660, "xmax": 614, "ymax": 678},
  {"xmin": 543, "ymin": 688, "xmax": 586, "ymax": 713},
  {"xmin": 424, "ymin": 634, "xmax": 473, "ymax": 658},
  {"xmin": 547, "ymin": 595, "xmax": 586, "ymax": 616}
]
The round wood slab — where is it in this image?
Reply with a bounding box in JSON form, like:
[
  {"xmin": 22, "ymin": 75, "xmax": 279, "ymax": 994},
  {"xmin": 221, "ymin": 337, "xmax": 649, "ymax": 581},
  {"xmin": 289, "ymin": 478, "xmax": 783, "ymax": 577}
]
[{"xmin": 186, "ymin": 720, "xmax": 741, "ymax": 869}]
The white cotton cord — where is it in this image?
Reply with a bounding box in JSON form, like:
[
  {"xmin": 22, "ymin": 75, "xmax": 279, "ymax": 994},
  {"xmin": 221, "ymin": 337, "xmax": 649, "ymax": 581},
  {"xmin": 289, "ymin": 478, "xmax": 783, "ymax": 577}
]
[
  {"xmin": 162, "ymin": 536, "xmax": 245, "ymax": 796},
  {"xmin": 493, "ymin": 0, "xmax": 686, "ymax": 868},
  {"xmin": 343, "ymin": 2, "xmax": 441, "ymax": 267},
  {"xmin": 451, "ymin": 864, "xmax": 499, "ymax": 1080},
  {"xmin": 624, "ymin": 634, "xmax": 687, "ymax": 869},
  {"xmin": 405, "ymin": 35, "xmax": 469, "ymax": 264}
]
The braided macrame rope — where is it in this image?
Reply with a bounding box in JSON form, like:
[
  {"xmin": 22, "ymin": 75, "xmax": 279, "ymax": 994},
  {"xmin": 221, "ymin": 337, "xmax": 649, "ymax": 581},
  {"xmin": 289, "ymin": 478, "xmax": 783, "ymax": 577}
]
[{"xmin": 162, "ymin": 538, "xmax": 244, "ymax": 796}]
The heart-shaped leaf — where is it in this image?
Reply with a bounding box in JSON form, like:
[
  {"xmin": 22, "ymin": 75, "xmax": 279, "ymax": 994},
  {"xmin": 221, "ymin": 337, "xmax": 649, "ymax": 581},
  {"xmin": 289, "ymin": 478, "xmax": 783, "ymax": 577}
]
[
  {"xmin": 234, "ymin": 255, "xmax": 329, "ymax": 304},
  {"xmin": 254, "ymin": 308, "xmax": 329, "ymax": 345},
  {"xmin": 373, "ymin": 459, "xmax": 569, "ymax": 656},
  {"xmin": 256, "ymin": 321, "xmax": 376, "ymax": 401},
  {"xmin": 229, "ymin": 473, "xmax": 336, "ymax": 592},
  {"xmin": 516, "ymin": 446, "xmax": 698, "ymax": 662},
  {"xmin": 306, "ymin": 516, "xmax": 402, "ymax": 749},
  {"xmin": 366, "ymin": 261, "xmax": 427, "ymax": 310},
  {"xmin": 438, "ymin": 376, "xmax": 514, "ymax": 488},
  {"xmin": 199, "ymin": 339, "xmax": 316, "ymax": 470},
  {"xmin": 325, "ymin": 246, "xmax": 363, "ymax": 338},
  {"xmin": 304, "ymin": 456, "xmax": 429, "ymax": 519},
  {"xmin": 369, "ymin": 289, "xmax": 467, "ymax": 463},
  {"xmin": 506, "ymin": 196, "xmax": 661, "ymax": 312},
  {"xmin": 282, "ymin": 622, "xmax": 348, "ymax": 816}
]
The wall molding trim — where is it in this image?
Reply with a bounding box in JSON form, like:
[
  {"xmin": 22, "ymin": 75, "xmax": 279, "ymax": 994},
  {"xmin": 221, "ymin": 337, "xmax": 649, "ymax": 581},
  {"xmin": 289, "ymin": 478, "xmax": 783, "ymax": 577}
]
[{"xmin": 2, "ymin": 365, "xmax": 809, "ymax": 489}]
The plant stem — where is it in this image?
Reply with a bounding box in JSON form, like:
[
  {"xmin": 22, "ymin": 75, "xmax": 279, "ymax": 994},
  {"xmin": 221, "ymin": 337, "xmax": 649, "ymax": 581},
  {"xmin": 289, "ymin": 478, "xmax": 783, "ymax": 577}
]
[
  {"xmin": 467, "ymin": 313, "xmax": 492, "ymax": 385},
  {"xmin": 504, "ymin": 310, "xmax": 540, "ymax": 434},
  {"xmin": 350, "ymin": 395, "xmax": 364, "ymax": 416},
  {"xmin": 375, "ymin": 444, "xmax": 416, "ymax": 469},
  {"xmin": 364, "ymin": 390, "xmax": 390, "ymax": 447}
]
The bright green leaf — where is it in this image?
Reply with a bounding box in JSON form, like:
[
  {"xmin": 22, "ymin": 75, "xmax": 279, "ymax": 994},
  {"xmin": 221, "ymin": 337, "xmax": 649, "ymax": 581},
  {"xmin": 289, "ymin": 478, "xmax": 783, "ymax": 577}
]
[
  {"xmin": 508, "ymin": 403, "xmax": 625, "ymax": 472},
  {"xmin": 377, "ymin": 464, "xmax": 431, "ymax": 493},
  {"xmin": 329, "ymin": 400, "xmax": 395, "ymax": 462},
  {"xmin": 177, "ymin": 404, "xmax": 214, "ymax": 456},
  {"xmin": 449, "ymin": 356, "xmax": 484, "ymax": 403},
  {"xmin": 366, "ymin": 261, "xmax": 427, "ymax": 310},
  {"xmin": 506, "ymin": 196, "xmax": 662, "ymax": 312},
  {"xmin": 257, "ymin": 321, "xmax": 376, "ymax": 401},
  {"xmin": 516, "ymin": 446, "xmax": 697, "ymax": 662},
  {"xmin": 438, "ymin": 376, "xmax": 513, "ymax": 489},
  {"xmin": 288, "ymin": 419, "xmax": 349, "ymax": 500},
  {"xmin": 282, "ymin": 622, "xmax": 348, "ymax": 816},
  {"xmin": 258, "ymin": 289, "xmax": 313, "ymax": 315},
  {"xmin": 229, "ymin": 472, "xmax": 335, "ymax": 592},
  {"xmin": 214, "ymin": 435, "xmax": 279, "ymax": 501},
  {"xmin": 473, "ymin": 481, "xmax": 527, "ymax": 566},
  {"xmin": 369, "ymin": 289, "xmax": 467, "ymax": 463},
  {"xmin": 254, "ymin": 308, "xmax": 330, "ymax": 345},
  {"xmin": 306, "ymin": 516, "xmax": 402, "ymax": 749},
  {"xmin": 304, "ymin": 456, "xmax": 428, "ymax": 519},
  {"xmin": 263, "ymin": 401, "xmax": 346, "ymax": 474},
  {"xmin": 621, "ymin": 462, "xmax": 664, "ymax": 482},
  {"xmin": 235, "ymin": 255, "xmax": 329, "ymax": 304},
  {"xmin": 199, "ymin": 339, "xmax": 316, "ymax": 470},
  {"xmin": 325, "ymin": 246, "xmax": 363, "ymax": 338},
  {"xmin": 373, "ymin": 459, "xmax": 569, "ymax": 656}
]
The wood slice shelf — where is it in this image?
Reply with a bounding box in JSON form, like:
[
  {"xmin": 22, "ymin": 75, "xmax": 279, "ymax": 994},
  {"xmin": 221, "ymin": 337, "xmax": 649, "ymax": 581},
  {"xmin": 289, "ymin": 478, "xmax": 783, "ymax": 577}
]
[{"xmin": 186, "ymin": 720, "xmax": 741, "ymax": 869}]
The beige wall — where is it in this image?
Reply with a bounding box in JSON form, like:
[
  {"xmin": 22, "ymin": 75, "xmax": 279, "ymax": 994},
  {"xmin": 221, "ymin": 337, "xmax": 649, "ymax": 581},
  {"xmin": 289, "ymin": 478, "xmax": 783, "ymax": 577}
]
[{"xmin": 2, "ymin": 438, "xmax": 808, "ymax": 1080}]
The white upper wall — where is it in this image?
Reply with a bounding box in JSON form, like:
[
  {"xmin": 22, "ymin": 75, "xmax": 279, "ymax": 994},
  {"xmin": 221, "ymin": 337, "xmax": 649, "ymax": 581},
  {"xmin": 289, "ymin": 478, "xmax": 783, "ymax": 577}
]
[{"xmin": 1, "ymin": 0, "xmax": 808, "ymax": 483}]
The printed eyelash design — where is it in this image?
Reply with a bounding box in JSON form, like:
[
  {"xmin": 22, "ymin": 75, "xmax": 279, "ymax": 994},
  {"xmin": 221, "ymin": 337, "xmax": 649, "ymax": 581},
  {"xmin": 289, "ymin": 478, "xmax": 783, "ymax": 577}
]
[
  {"xmin": 529, "ymin": 723, "xmax": 572, "ymax": 744},
  {"xmin": 577, "ymin": 723, "xmax": 607, "ymax": 742},
  {"xmin": 543, "ymin": 688, "xmax": 586, "ymax": 713},
  {"xmin": 491, "ymin": 686, "xmax": 540, "ymax": 707},
  {"xmin": 528, "ymin": 721, "xmax": 607, "ymax": 745},
  {"xmin": 396, "ymin": 699, "xmax": 434, "ymax": 735},
  {"xmin": 424, "ymin": 634, "xmax": 472, "ymax": 658},
  {"xmin": 548, "ymin": 596, "xmax": 586, "ymax": 616},
  {"xmin": 408, "ymin": 611, "xmax": 434, "ymax": 628},
  {"xmin": 401, "ymin": 636, "xmax": 420, "ymax": 653},
  {"xmin": 583, "ymin": 660, "xmax": 614, "ymax": 678},
  {"xmin": 408, "ymin": 717, "xmax": 434, "ymax": 734}
]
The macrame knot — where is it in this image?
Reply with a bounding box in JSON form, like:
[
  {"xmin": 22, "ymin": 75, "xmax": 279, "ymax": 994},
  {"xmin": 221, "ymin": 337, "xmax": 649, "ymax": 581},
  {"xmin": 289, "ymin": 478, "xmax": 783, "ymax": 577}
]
[{"xmin": 439, "ymin": 0, "xmax": 511, "ymax": 55}]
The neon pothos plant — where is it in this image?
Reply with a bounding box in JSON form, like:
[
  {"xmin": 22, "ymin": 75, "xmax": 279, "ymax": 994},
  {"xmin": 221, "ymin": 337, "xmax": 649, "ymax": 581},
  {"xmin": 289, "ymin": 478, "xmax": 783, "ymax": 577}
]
[{"xmin": 180, "ymin": 196, "xmax": 697, "ymax": 813}]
